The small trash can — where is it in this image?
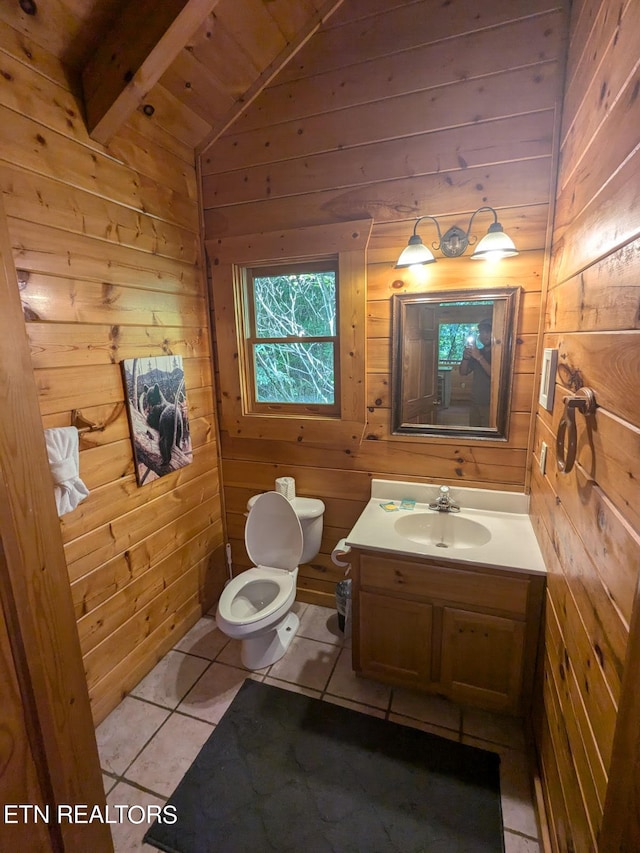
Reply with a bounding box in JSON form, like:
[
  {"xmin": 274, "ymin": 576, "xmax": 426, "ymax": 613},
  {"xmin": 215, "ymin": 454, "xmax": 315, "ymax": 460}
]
[{"xmin": 335, "ymin": 578, "xmax": 352, "ymax": 633}]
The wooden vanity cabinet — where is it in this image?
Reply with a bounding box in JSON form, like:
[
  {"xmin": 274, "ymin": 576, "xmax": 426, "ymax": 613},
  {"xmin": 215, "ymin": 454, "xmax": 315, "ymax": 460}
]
[
  {"xmin": 351, "ymin": 550, "xmax": 545, "ymax": 715},
  {"xmin": 439, "ymin": 607, "xmax": 526, "ymax": 711},
  {"xmin": 359, "ymin": 591, "xmax": 433, "ymax": 684}
]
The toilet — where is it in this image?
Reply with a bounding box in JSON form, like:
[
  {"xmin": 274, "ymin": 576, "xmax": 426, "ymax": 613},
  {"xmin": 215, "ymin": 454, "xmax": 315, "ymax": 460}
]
[{"xmin": 215, "ymin": 490, "xmax": 325, "ymax": 669}]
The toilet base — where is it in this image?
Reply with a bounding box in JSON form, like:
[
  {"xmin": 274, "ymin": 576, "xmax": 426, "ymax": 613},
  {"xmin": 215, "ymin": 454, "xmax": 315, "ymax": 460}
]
[{"xmin": 240, "ymin": 611, "xmax": 300, "ymax": 670}]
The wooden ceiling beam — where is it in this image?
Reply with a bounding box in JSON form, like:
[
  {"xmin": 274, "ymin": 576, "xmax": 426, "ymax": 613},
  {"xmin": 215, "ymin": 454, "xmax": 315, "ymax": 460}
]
[
  {"xmin": 196, "ymin": 0, "xmax": 346, "ymax": 157},
  {"xmin": 82, "ymin": 0, "xmax": 221, "ymax": 145}
]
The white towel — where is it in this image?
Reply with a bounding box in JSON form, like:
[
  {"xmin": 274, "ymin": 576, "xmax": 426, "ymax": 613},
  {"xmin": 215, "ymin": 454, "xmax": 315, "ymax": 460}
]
[{"xmin": 44, "ymin": 427, "xmax": 90, "ymax": 516}]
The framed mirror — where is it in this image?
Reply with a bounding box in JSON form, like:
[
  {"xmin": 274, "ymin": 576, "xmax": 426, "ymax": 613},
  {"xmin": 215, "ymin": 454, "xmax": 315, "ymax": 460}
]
[{"xmin": 391, "ymin": 287, "xmax": 520, "ymax": 439}]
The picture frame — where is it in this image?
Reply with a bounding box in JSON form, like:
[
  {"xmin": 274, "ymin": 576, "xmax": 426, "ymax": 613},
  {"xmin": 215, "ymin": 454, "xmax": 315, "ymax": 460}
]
[{"xmin": 121, "ymin": 355, "xmax": 192, "ymax": 486}]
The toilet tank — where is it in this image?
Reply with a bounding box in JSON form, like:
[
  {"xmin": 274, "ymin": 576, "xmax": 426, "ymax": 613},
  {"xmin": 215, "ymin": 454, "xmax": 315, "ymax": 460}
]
[
  {"xmin": 290, "ymin": 497, "xmax": 324, "ymax": 564},
  {"xmin": 247, "ymin": 494, "xmax": 325, "ymax": 565}
]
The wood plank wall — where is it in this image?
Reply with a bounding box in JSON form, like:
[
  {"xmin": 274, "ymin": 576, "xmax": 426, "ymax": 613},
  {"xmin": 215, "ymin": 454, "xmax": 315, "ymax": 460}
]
[
  {"xmin": 530, "ymin": 0, "xmax": 640, "ymax": 849},
  {"xmin": 0, "ymin": 191, "xmax": 111, "ymax": 851},
  {"xmin": 0, "ymin": 22, "xmax": 225, "ymax": 725},
  {"xmin": 200, "ymin": 0, "xmax": 567, "ymax": 607},
  {"xmin": 0, "ymin": 575, "xmax": 55, "ymax": 853}
]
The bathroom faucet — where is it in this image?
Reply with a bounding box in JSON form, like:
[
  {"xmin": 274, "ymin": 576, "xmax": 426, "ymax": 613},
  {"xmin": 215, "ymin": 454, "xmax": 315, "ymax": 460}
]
[{"xmin": 429, "ymin": 486, "xmax": 460, "ymax": 513}]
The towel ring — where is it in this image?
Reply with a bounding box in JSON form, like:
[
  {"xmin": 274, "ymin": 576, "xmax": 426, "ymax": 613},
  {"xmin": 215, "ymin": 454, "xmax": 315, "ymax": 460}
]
[{"xmin": 556, "ymin": 387, "xmax": 596, "ymax": 474}]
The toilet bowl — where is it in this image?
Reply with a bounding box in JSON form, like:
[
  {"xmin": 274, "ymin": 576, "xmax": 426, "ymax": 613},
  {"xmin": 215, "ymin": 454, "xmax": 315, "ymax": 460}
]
[{"xmin": 215, "ymin": 490, "xmax": 324, "ymax": 669}]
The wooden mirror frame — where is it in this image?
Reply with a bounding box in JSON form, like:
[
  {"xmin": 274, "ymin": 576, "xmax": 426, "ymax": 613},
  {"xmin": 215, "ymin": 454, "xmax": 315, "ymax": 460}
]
[{"xmin": 391, "ymin": 287, "xmax": 520, "ymax": 440}]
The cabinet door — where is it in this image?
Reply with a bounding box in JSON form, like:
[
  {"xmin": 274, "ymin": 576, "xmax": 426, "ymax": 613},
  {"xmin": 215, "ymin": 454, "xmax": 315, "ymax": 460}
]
[
  {"xmin": 358, "ymin": 590, "xmax": 432, "ymax": 687},
  {"xmin": 440, "ymin": 607, "xmax": 525, "ymax": 713}
]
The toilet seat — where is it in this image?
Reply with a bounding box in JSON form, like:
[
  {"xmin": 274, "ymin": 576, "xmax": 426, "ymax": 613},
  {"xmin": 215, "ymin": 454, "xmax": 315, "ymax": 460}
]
[
  {"xmin": 217, "ymin": 566, "xmax": 295, "ymax": 627},
  {"xmin": 245, "ymin": 491, "xmax": 303, "ymax": 570}
]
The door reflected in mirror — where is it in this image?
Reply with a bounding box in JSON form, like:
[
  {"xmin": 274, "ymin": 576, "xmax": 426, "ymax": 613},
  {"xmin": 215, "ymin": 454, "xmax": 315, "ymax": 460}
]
[{"xmin": 391, "ymin": 288, "xmax": 520, "ymax": 439}]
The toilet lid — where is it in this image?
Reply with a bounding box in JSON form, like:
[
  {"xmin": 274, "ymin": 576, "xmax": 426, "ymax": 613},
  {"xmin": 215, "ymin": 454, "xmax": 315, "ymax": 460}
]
[{"xmin": 245, "ymin": 491, "xmax": 303, "ymax": 571}]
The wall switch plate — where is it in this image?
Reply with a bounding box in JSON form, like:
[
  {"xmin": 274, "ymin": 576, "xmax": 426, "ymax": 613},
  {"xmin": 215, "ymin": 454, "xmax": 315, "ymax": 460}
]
[
  {"xmin": 540, "ymin": 441, "xmax": 548, "ymax": 474},
  {"xmin": 539, "ymin": 348, "xmax": 558, "ymax": 411}
]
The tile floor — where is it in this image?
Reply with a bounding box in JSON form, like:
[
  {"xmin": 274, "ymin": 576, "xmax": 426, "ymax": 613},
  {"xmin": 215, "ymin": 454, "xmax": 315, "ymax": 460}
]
[{"xmin": 97, "ymin": 602, "xmax": 542, "ymax": 852}]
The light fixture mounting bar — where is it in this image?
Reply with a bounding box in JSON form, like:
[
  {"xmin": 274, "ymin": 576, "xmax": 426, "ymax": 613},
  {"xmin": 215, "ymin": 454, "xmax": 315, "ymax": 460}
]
[{"xmin": 395, "ymin": 206, "xmax": 518, "ymax": 267}]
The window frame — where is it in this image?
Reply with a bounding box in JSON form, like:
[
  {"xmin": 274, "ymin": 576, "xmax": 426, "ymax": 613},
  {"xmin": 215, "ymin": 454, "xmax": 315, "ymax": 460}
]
[
  {"xmin": 206, "ymin": 219, "xmax": 372, "ymax": 444},
  {"xmin": 242, "ymin": 258, "xmax": 341, "ymax": 416}
]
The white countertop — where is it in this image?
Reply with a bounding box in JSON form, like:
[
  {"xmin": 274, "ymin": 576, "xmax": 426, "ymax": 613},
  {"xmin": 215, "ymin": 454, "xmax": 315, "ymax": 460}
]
[{"xmin": 345, "ymin": 480, "xmax": 546, "ymax": 575}]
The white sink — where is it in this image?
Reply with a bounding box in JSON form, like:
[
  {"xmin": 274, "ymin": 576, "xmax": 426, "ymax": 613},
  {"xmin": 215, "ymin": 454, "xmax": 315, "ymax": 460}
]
[
  {"xmin": 394, "ymin": 512, "xmax": 492, "ymax": 550},
  {"xmin": 344, "ymin": 480, "xmax": 546, "ymax": 574}
]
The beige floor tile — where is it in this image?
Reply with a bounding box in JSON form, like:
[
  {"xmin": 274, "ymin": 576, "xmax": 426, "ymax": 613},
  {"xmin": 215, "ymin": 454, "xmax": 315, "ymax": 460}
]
[
  {"xmin": 176, "ymin": 662, "xmax": 258, "ymax": 725},
  {"xmin": 264, "ymin": 676, "xmax": 321, "ymax": 699},
  {"xmin": 216, "ymin": 637, "xmax": 271, "ymax": 671},
  {"xmin": 125, "ymin": 712, "xmax": 214, "ymax": 798},
  {"xmin": 103, "ymin": 773, "xmax": 117, "ymax": 795},
  {"xmin": 504, "ymin": 830, "xmax": 541, "ymax": 852},
  {"xmin": 389, "ymin": 713, "xmax": 461, "ymax": 741},
  {"xmin": 106, "ymin": 781, "xmax": 166, "ymax": 852},
  {"xmin": 267, "ymin": 635, "xmax": 340, "ymax": 691},
  {"xmin": 498, "ymin": 749, "xmax": 540, "ymax": 839},
  {"xmin": 464, "ymin": 735, "xmax": 538, "ymax": 839},
  {"xmin": 291, "ymin": 600, "xmax": 309, "ymax": 619},
  {"xmin": 297, "ymin": 604, "xmax": 344, "ymax": 645},
  {"xmin": 172, "ymin": 617, "xmax": 229, "ymax": 660},
  {"xmin": 324, "ymin": 694, "xmax": 386, "ymax": 719},
  {"xmin": 462, "ymin": 734, "xmax": 504, "ymax": 755},
  {"xmin": 96, "ymin": 697, "xmax": 170, "ymax": 776},
  {"xmin": 129, "ymin": 650, "xmax": 210, "ymax": 709},
  {"xmin": 462, "ymin": 706, "xmax": 526, "ymax": 750},
  {"xmin": 390, "ymin": 687, "xmax": 461, "ymax": 732},
  {"xmin": 325, "ymin": 648, "xmax": 391, "ymax": 709}
]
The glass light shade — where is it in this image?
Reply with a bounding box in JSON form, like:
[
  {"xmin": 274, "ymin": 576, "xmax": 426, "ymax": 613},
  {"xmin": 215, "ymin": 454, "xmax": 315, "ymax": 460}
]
[
  {"xmin": 470, "ymin": 225, "xmax": 518, "ymax": 260},
  {"xmin": 395, "ymin": 235, "xmax": 436, "ymax": 268}
]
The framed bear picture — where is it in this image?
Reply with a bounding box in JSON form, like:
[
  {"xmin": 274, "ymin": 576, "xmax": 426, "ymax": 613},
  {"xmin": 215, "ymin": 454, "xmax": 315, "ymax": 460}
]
[{"xmin": 121, "ymin": 355, "xmax": 192, "ymax": 486}]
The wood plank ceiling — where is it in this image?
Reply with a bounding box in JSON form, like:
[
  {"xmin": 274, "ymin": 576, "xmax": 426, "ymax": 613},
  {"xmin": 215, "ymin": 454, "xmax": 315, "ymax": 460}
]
[{"xmin": 1, "ymin": 0, "xmax": 345, "ymax": 149}]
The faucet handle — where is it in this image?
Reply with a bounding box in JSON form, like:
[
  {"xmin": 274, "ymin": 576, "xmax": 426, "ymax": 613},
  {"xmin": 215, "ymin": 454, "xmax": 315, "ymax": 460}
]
[{"xmin": 429, "ymin": 485, "xmax": 459, "ymax": 511}]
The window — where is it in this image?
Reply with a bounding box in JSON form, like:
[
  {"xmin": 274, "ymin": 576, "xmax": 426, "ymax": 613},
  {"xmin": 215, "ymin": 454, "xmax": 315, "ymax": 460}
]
[
  {"xmin": 438, "ymin": 322, "xmax": 480, "ymax": 364},
  {"xmin": 243, "ymin": 260, "xmax": 340, "ymax": 415},
  {"xmin": 207, "ymin": 218, "xmax": 371, "ymax": 442},
  {"xmin": 438, "ymin": 301, "xmax": 494, "ymax": 365}
]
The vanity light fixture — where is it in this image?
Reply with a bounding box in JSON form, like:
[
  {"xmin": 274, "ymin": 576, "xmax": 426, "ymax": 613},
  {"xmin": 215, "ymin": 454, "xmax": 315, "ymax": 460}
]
[{"xmin": 395, "ymin": 206, "xmax": 519, "ymax": 268}]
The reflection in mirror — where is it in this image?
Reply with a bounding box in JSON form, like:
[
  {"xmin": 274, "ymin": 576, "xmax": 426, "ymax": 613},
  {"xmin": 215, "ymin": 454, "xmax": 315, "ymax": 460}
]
[{"xmin": 391, "ymin": 288, "xmax": 520, "ymax": 439}]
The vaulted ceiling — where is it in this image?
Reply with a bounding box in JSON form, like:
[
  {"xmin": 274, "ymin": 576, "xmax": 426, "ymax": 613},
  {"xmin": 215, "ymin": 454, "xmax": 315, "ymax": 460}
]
[{"xmin": 2, "ymin": 0, "xmax": 345, "ymax": 152}]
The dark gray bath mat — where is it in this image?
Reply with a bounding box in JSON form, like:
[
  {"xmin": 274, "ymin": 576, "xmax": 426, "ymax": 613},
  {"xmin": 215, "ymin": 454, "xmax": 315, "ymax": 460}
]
[{"xmin": 144, "ymin": 679, "xmax": 503, "ymax": 852}]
